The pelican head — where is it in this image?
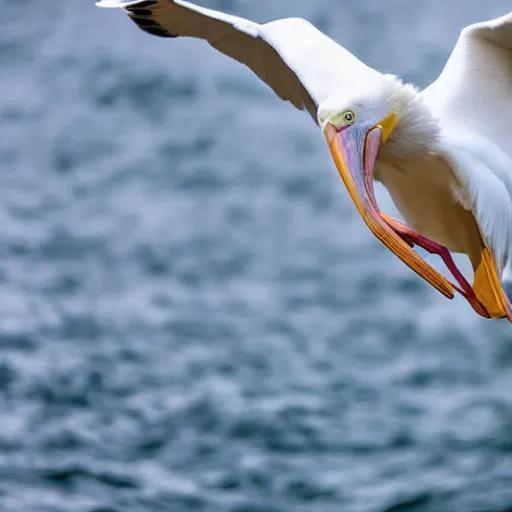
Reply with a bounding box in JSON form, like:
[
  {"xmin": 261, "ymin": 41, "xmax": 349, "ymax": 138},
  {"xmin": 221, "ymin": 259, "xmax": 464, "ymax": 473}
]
[
  {"xmin": 317, "ymin": 74, "xmax": 465, "ymax": 304},
  {"xmin": 318, "ymin": 74, "xmax": 440, "ymax": 158}
]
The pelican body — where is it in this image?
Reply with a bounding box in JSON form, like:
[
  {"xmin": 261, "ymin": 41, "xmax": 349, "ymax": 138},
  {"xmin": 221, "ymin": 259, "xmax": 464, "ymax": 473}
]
[{"xmin": 98, "ymin": 0, "xmax": 512, "ymax": 321}]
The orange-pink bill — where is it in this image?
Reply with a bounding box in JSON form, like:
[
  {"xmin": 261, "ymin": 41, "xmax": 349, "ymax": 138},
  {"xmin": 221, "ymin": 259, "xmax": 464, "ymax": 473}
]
[{"xmin": 324, "ymin": 122, "xmax": 512, "ymax": 321}]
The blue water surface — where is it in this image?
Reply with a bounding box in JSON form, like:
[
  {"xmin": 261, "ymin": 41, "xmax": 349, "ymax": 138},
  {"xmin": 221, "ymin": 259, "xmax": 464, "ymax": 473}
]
[{"xmin": 1, "ymin": 1, "xmax": 512, "ymax": 511}]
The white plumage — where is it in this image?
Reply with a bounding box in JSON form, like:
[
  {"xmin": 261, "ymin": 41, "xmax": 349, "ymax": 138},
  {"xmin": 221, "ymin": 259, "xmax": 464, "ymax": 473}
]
[
  {"xmin": 422, "ymin": 13, "xmax": 512, "ymax": 274},
  {"xmin": 97, "ymin": 0, "xmax": 512, "ymax": 320}
]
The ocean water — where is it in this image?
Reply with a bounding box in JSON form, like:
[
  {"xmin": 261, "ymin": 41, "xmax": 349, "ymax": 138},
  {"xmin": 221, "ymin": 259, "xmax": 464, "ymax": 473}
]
[{"xmin": 1, "ymin": 1, "xmax": 512, "ymax": 511}]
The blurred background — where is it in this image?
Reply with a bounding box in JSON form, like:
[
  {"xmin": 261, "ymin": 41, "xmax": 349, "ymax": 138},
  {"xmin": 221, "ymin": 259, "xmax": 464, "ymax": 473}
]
[{"xmin": 1, "ymin": 1, "xmax": 512, "ymax": 511}]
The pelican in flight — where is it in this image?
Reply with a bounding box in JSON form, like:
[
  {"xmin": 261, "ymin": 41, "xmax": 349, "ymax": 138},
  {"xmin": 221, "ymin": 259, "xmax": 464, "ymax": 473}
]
[{"xmin": 97, "ymin": 0, "xmax": 512, "ymax": 321}]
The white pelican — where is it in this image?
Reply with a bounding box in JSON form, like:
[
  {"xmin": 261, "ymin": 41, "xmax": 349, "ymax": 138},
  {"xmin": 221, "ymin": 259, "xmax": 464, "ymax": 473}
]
[{"xmin": 97, "ymin": 0, "xmax": 512, "ymax": 322}]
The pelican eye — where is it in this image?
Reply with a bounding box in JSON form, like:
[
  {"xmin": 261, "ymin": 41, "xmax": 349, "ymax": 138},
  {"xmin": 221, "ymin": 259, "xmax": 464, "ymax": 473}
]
[
  {"xmin": 328, "ymin": 109, "xmax": 357, "ymax": 128},
  {"xmin": 343, "ymin": 110, "xmax": 355, "ymax": 124}
]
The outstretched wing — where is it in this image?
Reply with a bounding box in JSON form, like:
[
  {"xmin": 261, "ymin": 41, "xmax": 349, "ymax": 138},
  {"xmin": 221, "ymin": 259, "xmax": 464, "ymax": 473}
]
[
  {"xmin": 422, "ymin": 12, "xmax": 512, "ymax": 160},
  {"xmin": 97, "ymin": 0, "xmax": 381, "ymax": 122},
  {"xmin": 422, "ymin": 13, "xmax": 512, "ymax": 274}
]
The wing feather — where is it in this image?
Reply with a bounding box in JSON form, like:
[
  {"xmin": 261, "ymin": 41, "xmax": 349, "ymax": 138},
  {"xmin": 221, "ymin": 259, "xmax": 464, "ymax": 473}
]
[
  {"xmin": 422, "ymin": 13, "xmax": 512, "ymax": 159},
  {"xmin": 96, "ymin": 0, "xmax": 380, "ymax": 122},
  {"xmin": 422, "ymin": 13, "xmax": 512, "ymax": 273}
]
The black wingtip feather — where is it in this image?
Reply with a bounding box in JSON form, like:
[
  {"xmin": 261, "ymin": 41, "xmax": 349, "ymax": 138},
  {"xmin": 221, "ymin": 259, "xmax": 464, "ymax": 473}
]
[
  {"xmin": 125, "ymin": 2, "xmax": 179, "ymax": 39},
  {"xmin": 129, "ymin": 16, "xmax": 159, "ymax": 27},
  {"xmin": 127, "ymin": 15, "xmax": 177, "ymax": 38},
  {"xmin": 140, "ymin": 25, "xmax": 174, "ymax": 37},
  {"xmin": 125, "ymin": 0, "xmax": 157, "ymax": 9},
  {"xmin": 127, "ymin": 8, "xmax": 153, "ymax": 17}
]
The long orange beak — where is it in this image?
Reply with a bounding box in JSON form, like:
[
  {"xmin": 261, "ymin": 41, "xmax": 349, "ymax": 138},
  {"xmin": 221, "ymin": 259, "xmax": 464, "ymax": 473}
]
[{"xmin": 325, "ymin": 119, "xmax": 512, "ymax": 321}]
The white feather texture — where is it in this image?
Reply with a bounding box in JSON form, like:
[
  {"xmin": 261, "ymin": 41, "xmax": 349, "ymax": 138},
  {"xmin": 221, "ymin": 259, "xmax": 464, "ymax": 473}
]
[
  {"xmin": 438, "ymin": 129, "xmax": 512, "ymax": 274},
  {"xmin": 423, "ymin": 12, "xmax": 512, "ymax": 276},
  {"xmin": 318, "ymin": 74, "xmax": 440, "ymax": 158}
]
